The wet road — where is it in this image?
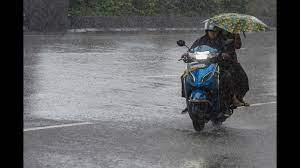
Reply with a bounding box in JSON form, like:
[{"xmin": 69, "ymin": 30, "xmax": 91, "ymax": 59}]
[{"xmin": 24, "ymin": 31, "xmax": 276, "ymax": 168}]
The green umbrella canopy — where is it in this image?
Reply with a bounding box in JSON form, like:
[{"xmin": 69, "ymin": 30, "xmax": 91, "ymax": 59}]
[{"xmin": 204, "ymin": 13, "xmax": 270, "ymax": 34}]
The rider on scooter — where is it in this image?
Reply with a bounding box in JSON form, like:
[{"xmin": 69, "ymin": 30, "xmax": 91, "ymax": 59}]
[
  {"xmin": 181, "ymin": 22, "xmax": 244, "ymax": 113},
  {"xmin": 220, "ymin": 30, "xmax": 250, "ymax": 106}
]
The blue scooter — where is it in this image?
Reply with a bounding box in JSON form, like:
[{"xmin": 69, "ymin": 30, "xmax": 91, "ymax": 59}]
[{"xmin": 177, "ymin": 39, "xmax": 235, "ymax": 131}]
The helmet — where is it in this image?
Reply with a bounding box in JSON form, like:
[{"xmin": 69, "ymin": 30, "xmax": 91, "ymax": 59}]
[{"xmin": 204, "ymin": 21, "xmax": 218, "ymax": 32}]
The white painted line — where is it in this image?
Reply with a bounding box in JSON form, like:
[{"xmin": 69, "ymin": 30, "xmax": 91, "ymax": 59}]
[
  {"xmin": 24, "ymin": 102, "xmax": 276, "ymax": 132},
  {"xmin": 250, "ymin": 101, "xmax": 276, "ymax": 107},
  {"xmin": 24, "ymin": 122, "xmax": 93, "ymax": 132},
  {"xmin": 146, "ymin": 28, "xmax": 159, "ymax": 31},
  {"xmin": 239, "ymin": 46, "xmax": 275, "ymax": 50},
  {"xmin": 24, "ymin": 34, "xmax": 64, "ymax": 37},
  {"xmin": 144, "ymin": 75, "xmax": 179, "ymax": 78},
  {"xmin": 237, "ymin": 101, "xmax": 276, "ymax": 109}
]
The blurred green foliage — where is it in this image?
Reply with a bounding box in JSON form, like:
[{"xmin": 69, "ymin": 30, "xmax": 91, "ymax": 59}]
[{"xmin": 68, "ymin": 0, "xmax": 276, "ymax": 18}]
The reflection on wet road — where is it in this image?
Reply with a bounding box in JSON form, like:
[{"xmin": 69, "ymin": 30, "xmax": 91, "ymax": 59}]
[{"xmin": 24, "ymin": 31, "xmax": 276, "ymax": 168}]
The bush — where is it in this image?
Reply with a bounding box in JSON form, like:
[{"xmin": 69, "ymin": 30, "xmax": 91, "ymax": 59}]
[{"xmin": 68, "ymin": 0, "xmax": 276, "ymax": 18}]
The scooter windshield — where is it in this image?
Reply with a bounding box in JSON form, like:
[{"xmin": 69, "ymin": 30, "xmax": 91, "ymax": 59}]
[{"xmin": 190, "ymin": 45, "xmax": 218, "ymax": 54}]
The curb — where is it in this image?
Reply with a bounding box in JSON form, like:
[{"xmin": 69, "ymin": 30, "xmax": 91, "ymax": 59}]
[
  {"xmin": 67, "ymin": 27, "xmax": 204, "ymax": 33},
  {"xmin": 67, "ymin": 27, "xmax": 276, "ymax": 33},
  {"xmin": 23, "ymin": 27, "xmax": 276, "ymax": 35}
]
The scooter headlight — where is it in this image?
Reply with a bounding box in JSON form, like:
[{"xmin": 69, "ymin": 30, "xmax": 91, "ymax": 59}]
[{"xmin": 201, "ymin": 71, "xmax": 214, "ymax": 83}]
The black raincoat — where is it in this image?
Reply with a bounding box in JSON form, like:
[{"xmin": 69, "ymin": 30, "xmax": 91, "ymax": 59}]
[{"xmin": 220, "ymin": 31, "xmax": 249, "ymax": 99}]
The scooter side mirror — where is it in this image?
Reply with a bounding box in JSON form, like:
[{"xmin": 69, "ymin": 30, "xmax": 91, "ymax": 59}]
[{"xmin": 177, "ymin": 40, "xmax": 186, "ymax": 47}]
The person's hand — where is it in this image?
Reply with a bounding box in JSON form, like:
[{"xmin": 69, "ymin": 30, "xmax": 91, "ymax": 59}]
[
  {"xmin": 181, "ymin": 53, "xmax": 189, "ymax": 58},
  {"xmin": 181, "ymin": 53, "xmax": 191, "ymax": 63},
  {"xmin": 208, "ymin": 54, "xmax": 218, "ymax": 63},
  {"xmin": 221, "ymin": 53, "xmax": 231, "ymax": 60},
  {"xmin": 207, "ymin": 54, "xmax": 213, "ymax": 59},
  {"xmin": 234, "ymin": 34, "xmax": 242, "ymax": 49}
]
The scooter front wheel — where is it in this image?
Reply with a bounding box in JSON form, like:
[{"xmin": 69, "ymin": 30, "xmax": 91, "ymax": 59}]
[
  {"xmin": 189, "ymin": 104, "xmax": 206, "ymax": 132},
  {"xmin": 192, "ymin": 119, "xmax": 205, "ymax": 132},
  {"xmin": 211, "ymin": 119, "xmax": 223, "ymax": 127}
]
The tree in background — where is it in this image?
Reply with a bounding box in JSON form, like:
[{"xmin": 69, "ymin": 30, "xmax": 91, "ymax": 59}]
[
  {"xmin": 68, "ymin": 0, "xmax": 276, "ymax": 19},
  {"xmin": 24, "ymin": 0, "xmax": 69, "ymax": 31}
]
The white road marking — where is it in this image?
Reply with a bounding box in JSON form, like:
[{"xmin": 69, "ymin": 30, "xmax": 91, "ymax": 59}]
[
  {"xmin": 24, "ymin": 122, "xmax": 93, "ymax": 132},
  {"xmin": 144, "ymin": 74, "xmax": 179, "ymax": 78},
  {"xmin": 24, "ymin": 101, "xmax": 276, "ymax": 132},
  {"xmin": 239, "ymin": 46, "xmax": 275, "ymax": 50},
  {"xmin": 237, "ymin": 101, "xmax": 276, "ymax": 109},
  {"xmin": 250, "ymin": 101, "xmax": 276, "ymax": 106}
]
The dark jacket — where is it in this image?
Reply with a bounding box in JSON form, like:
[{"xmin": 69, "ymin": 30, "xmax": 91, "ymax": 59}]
[
  {"xmin": 221, "ymin": 31, "xmax": 242, "ymax": 62},
  {"xmin": 190, "ymin": 33, "xmax": 224, "ymax": 52},
  {"xmin": 189, "ymin": 33, "xmax": 235, "ymax": 65}
]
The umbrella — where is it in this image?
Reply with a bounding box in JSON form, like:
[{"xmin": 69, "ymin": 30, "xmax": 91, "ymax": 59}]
[{"xmin": 203, "ymin": 13, "xmax": 270, "ymax": 36}]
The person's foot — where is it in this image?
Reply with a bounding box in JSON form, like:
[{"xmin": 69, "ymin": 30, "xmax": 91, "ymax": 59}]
[
  {"xmin": 181, "ymin": 107, "xmax": 188, "ymax": 114},
  {"xmin": 223, "ymin": 110, "xmax": 233, "ymax": 117},
  {"xmin": 237, "ymin": 96, "xmax": 250, "ymax": 107},
  {"xmin": 240, "ymin": 99, "xmax": 250, "ymax": 106},
  {"xmin": 232, "ymin": 95, "xmax": 245, "ymax": 107}
]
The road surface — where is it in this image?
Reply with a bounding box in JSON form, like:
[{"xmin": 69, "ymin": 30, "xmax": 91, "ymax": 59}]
[{"xmin": 24, "ymin": 31, "xmax": 276, "ymax": 168}]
